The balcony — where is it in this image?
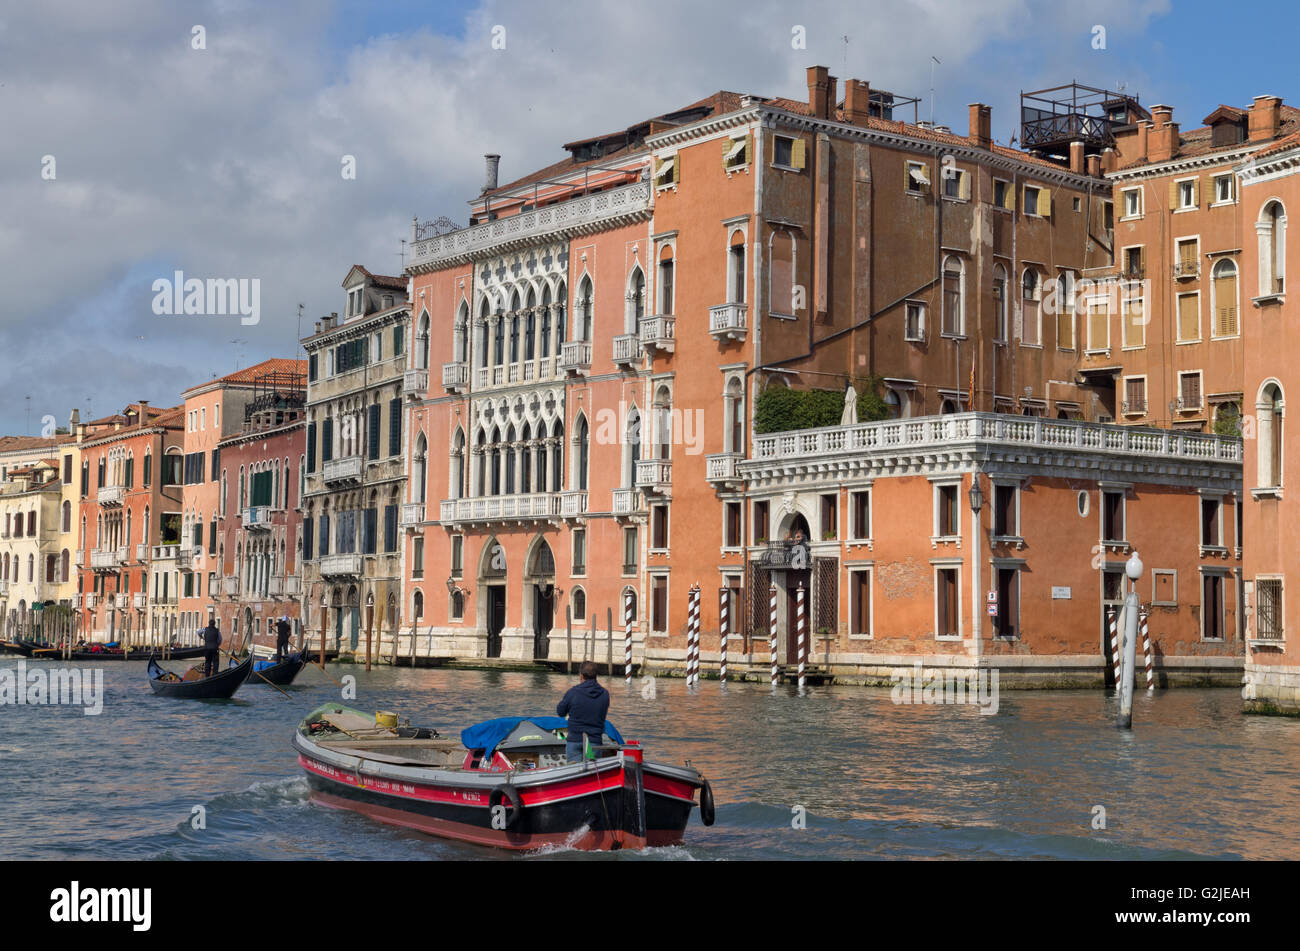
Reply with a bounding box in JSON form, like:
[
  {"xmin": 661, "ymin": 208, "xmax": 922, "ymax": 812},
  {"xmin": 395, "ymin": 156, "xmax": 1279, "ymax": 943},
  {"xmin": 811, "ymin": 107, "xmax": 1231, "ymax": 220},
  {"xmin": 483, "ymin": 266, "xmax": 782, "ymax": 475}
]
[
  {"xmin": 90, "ymin": 548, "xmax": 124, "ymax": 570},
  {"xmin": 1173, "ymin": 261, "xmax": 1200, "ymax": 280},
  {"xmin": 612, "ymin": 334, "xmax": 641, "ymax": 367},
  {"xmin": 223, "ymin": 576, "xmax": 240, "ymax": 598},
  {"xmin": 440, "ymin": 362, "xmax": 467, "ymax": 393},
  {"xmin": 1176, "ymin": 395, "xmax": 1202, "ymax": 412},
  {"xmin": 136, "ymin": 543, "xmax": 148, "ymax": 562},
  {"xmin": 74, "ymin": 549, "xmax": 84, "ymax": 567},
  {"xmin": 401, "ymin": 502, "xmax": 425, "ymax": 530},
  {"xmin": 1121, "ymin": 400, "xmax": 1147, "ymax": 416},
  {"xmin": 403, "ymin": 367, "xmax": 430, "ymax": 398},
  {"xmin": 560, "ymin": 340, "xmax": 592, "ymax": 376},
  {"xmin": 560, "ymin": 490, "xmax": 588, "ymax": 518},
  {"xmin": 474, "ymin": 366, "xmax": 490, "ymax": 389},
  {"xmin": 242, "ymin": 507, "xmax": 272, "ymax": 532},
  {"xmin": 635, "ymin": 459, "xmax": 673, "ymax": 494},
  {"xmin": 268, "ymin": 576, "xmax": 284, "ymax": 597},
  {"xmin": 706, "ymin": 452, "xmax": 743, "ymax": 487},
  {"xmin": 439, "ymin": 493, "xmax": 561, "ymax": 527},
  {"xmin": 409, "ymin": 180, "xmax": 654, "ymax": 269},
  {"xmin": 320, "ymin": 553, "xmax": 363, "ymax": 578},
  {"xmin": 84, "ymin": 594, "xmax": 96, "ymax": 609},
  {"xmin": 176, "ymin": 547, "xmax": 196, "ymax": 570},
  {"xmin": 285, "ymin": 575, "xmax": 302, "ymax": 597},
  {"xmin": 322, "ymin": 455, "xmax": 363, "ymax": 484},
  {"xmin": 97, "ymin": 485, "xmax": 125, "ymax": 507},
  {"xmin": 133, "ymin": 593, "xmax": 147, "ymax": 610},
  {"xmin": 638, "ymin": 315, "xmax": 676, "ymax": 354},
  {"xmin": 0, "ymin": 579, "xmax": 8, "ymax": 598},
  {"xmin": 611, "ymin": 487, "xmax": 644, "ymax": 516},
  {"xmin": 152, "ymin": 544, "xmax": 180, "ymax": 561},
  {"xmin": 114, "ymin": 593, "xmax": 129, "ymax": 609},
  {"xmin": 709, "ymin": 302, "xmax": 748, "ymax": 342}
]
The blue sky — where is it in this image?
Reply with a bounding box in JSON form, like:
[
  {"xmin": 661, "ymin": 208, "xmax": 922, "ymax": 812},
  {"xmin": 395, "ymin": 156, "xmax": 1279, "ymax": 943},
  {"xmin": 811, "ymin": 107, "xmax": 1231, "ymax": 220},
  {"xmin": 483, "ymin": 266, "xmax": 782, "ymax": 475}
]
[{"xmin": 0, "ymin": 0, "xmax": 1294, "ymax": 435}]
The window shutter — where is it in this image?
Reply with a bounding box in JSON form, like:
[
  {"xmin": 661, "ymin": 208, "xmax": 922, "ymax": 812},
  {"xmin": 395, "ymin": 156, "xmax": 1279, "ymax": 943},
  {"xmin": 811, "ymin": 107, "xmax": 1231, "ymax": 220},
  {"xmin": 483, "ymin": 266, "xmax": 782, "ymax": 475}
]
[
  {"xmin": 1057, "ymin": 307, "xmax": 1071, "ymax": 348},
  {"xmin": 306, "ymin": 422, "xmax": 316, "ymax": 473},
  {"xmin": 722, "ymin": 137, "xmax": 730, "ymax": 167},
  {"xmin": 958, "ymin": 170, "xmax": 971, "ymax": 201},
  {"xmin": 1191, "ymin": 178, "xmax": 1200, "ymax": 207},
  {"xmin": 1007, "ymin": 184, "xmax": 1016, "ymax": 212},
  {"xmin": 1089, "ymin": 303, "xmax": 1107, "ymax": 349},
  {"xmin": 1215, "ymin": 275, "xmax": 1237, "ymax": 335},
  {"xmin": 1168, "ymin": 179, "xmax": 1179, "ymax": 208},
  {"xmin": 672, "ymin": 155, "xmax": 681, "ymax": 184},
  {"xmin": 322, "ymin": 419, "xmax": 333, "ymax": 462},
  {"xmin": 389, "ymin": 397, "xmax": 402, "ymax": 456},
  {"xmin": 791, "ymin": 137, "xmax": 806, "ymax": 170},
  {"xmin": 745, "ymin": 133, "xmax": 753, "ymax": 167},
  {"xmin": 368, "ymin": 404, "xmax": 381, "ymax": 460},
  {"xmin": 1038, "ymin": 187, "xmax": 1052, "ymax": 218},
  {"xmin": 1178, "ymin": 294, "xmax": 1199, "ymax": 340}
]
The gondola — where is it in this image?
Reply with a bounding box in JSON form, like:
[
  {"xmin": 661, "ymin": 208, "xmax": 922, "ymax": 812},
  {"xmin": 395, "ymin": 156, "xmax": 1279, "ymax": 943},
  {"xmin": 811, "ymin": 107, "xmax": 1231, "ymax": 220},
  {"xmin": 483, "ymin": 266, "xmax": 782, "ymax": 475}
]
[
  {"xmin": 148, "ymin": 653, "xmax": 253, "ymax": 699},
  {"xmin": 70, "ymin": 644, "xmax": 208, "ymax": 662},
  {"xmin": 241, "ymin": 651, "xmax": 307, "ymax": 687}
]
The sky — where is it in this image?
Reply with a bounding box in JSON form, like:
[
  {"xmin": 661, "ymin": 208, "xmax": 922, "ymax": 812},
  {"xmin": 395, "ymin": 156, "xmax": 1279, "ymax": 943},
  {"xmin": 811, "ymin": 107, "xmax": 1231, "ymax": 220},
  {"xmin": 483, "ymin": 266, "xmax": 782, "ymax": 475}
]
[{"xmin": 1, "ymin": 0, "xmax": 1295, "ymax": 435}]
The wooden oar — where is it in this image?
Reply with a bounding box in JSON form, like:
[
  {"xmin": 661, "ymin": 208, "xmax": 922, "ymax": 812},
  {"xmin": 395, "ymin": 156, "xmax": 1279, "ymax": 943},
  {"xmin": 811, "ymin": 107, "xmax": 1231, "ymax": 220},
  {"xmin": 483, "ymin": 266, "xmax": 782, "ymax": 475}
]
[{"xmin": 251, "ymin": 665, "xmax": 293, "ymax": 700}]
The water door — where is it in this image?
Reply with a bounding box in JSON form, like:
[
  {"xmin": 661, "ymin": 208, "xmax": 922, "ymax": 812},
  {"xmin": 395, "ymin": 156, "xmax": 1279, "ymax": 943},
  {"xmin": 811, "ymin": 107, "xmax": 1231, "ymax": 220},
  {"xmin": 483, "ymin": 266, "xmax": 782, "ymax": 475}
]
[
  {"xmin": 533, "ymin": 585, "xmax": 553, "ymax": 659},
  {"xmin": 785, "ymin": 570, "xmax": 811, "ymax": 664},
  {"xmin": 487, "ymin": 586, "xmax": 505, "ymax": 658}
]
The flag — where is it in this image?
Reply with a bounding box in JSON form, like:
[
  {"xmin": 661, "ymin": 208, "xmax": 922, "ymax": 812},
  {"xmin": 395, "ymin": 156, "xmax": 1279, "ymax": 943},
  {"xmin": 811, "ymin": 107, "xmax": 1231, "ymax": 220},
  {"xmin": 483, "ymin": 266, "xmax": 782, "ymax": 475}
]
[{"xmin": 968, "ymin": 356, "xmax": 976, "ymax": 409}]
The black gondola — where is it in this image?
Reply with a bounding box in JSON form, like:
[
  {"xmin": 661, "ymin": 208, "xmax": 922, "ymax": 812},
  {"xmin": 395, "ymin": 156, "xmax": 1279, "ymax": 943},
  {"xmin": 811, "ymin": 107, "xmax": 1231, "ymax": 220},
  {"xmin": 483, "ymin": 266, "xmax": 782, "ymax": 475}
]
[
  {"xmin": 241, "ymin": 652, "xmax": 307, "ymax": 686},
  {"xmin": 148, "ymin": 653, "xmax": 253, "ymax": 699},
  {"xmin": 71, "ymin": 644, "xmax": 208, "ymax": 662}
]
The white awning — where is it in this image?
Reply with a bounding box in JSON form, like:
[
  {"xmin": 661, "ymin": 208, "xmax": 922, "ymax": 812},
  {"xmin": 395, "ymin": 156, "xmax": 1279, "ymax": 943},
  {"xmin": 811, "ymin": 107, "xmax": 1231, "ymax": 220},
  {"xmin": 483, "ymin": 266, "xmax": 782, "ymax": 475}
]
[
  {"xmin": 726, "ymin": 139, "xmax": 746, "ymax": 160},
  {"xmin": 909, "ymin": 165, "xmax": 931, "ymax": 186},
  {"xmin": 656, "ymin": 158, "xmax": 674, "ymax": 177}
]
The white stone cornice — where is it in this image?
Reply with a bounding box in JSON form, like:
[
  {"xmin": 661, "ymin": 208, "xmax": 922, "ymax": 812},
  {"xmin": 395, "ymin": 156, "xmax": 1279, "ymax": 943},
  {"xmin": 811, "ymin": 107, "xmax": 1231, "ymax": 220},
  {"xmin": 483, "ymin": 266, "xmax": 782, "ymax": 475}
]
[{"xmin": 1107, "ymin": 143, "xmax": 1261, "ymax": 184}]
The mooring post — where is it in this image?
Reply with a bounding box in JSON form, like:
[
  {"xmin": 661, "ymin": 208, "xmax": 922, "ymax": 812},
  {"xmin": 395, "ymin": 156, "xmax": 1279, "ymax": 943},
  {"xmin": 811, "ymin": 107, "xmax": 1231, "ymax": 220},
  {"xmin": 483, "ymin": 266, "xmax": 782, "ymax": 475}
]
[
  {"xmin": 607, "ymin": 607, "xmax": 613, "ymax": 676},
  {"xmin": 1118, "ymin": 551, "xmax": 1143, "ymax": 729},
  {"xmin": 566, "ymin": 605, "xmax": 572, "ymax": 674},
  {"xmin": 624, "ymin": 590, "xmax": 634, "ymax": 686}
]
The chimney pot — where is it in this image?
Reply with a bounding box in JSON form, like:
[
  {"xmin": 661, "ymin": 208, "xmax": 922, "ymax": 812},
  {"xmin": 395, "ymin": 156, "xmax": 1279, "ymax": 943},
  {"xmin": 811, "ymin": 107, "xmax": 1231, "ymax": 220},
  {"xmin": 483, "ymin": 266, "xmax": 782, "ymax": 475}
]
[
  {"xmin": 844, "ymin": 80, "xmax": 872, "ymax": 126},
  {"xmin": 968, "ymin": 103, "xmax": 992, "ymax": 149},
  {"xmin": 1249, "ymin": 96, "xmax": 1283, "ymax": 142},
  {"xmin": 1069, "ymin": 140, "xmax": 1085, "ymax": 174},
  {"xmin": 806, "ymin": 65, "xmax": 831, "ymax": 119}
]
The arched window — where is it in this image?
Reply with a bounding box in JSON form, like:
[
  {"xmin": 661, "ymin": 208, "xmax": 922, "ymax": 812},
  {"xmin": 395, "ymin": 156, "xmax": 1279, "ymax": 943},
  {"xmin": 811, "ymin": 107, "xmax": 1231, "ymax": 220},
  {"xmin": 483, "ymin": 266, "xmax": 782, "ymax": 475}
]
[
  {"xmin": 524, "ymin": 289, "xmax": 536, "ymax": 361},
  {"xmin": 505, "ymin": 424, "xmax": 517, "ymax": 494},
  {"xmin": 450, "ymin": 429, "xmax": 464, "ymax": 500},
  {"xmin": 1213, "ymin": 259, "xmax": 1240, "ymax": 337},
  {"xmin": 658, "ymin": 246, "xmax": 675, "ymax": 315},
  {"xmin": 1257, "ymin": 382, "xmax": 1285, "ymax": 489},
  {"xmin": 418, "ymin": 311, "xmax": 431, "ymax": 370},
  {"xmin": 572, "ymin": 587, "xmax": 587, "ymax": 621},
  {"xmin": 454, "ymin": 302, "xmax": 467, "ymax": 363},
  {"xmin": 728, "ymin": 230, "xmax": 747, "ymax": 303},
  {"xmin": 770, "ymin": 230, "xmax": 795, "ymax": 316},
  {"xmin": 625, "ymin": 407, "xmax": 641, "ymax": 486},
  {"xmin": 60, "ymin": 549, "xmax": 70, "ymax": 583},
  {"xmin": 555, "ymin": 281, "xmax": 567, "ymax": 348},
  {"xmin": 551, "ymin": 420, "xmax": 564, "ymax": 492},
  {"xmin": 61, "ymin": 500, "xmax": 71, "ymax": 533},
  {"xmin": 413, "ymin": 590, "xmax": 424, "ymax": 621},
  {"xmin": 509, "ymin": 291, "xmax": 521, "ymax": 363},
  {"xmin": 942, "ymin": 255, "xmax": 964, "ymax": 336},
  {"xmin": 576, "ymin": 277, "xmax": 593, "ymax": 342},
  {"xmin": 1056, "ymin": 271, "xmax": 1075, "ymax": 350},
  {"xmin": 475, "ymin": 430, "xmax": 488, "ymax": 496},
  {"xmin": 1022, "ymin": 268, "xmax": 1041, "ymax": 346},
  {"xmin": 725, "ymin": 378, "xmax": 744, "ymax": 454},
  {"xmin": 478, "ymin": 300, "xmax": 491, "ymax": 368},
  {"xmin": 627, "ymin": 267, "xmax": 646, "ymax": 333},
  {"xmin": 450, "ymin": 589, "xmax": 463, "ymax": 620},
  {"xmin": 415, "ymin": 433, "xmax": 428, "ymax": 504},
  {"xmin": 653, "ymin": 386, "xmax": 672, "ymax": 460},
  {"xmin": 1259, "ymin": 200, "xmax": 1286, "ymax": 296},
  {"xmin": 540, "ymin": 286, "xmax": 553, "ymax": 358},
  {"xmin": 576, "ymin": 416, "xmax": 590, "ymax": 492},
  {"xmin": 993, "ymin": 264, "xmax": 1008, "ymax": 342}
]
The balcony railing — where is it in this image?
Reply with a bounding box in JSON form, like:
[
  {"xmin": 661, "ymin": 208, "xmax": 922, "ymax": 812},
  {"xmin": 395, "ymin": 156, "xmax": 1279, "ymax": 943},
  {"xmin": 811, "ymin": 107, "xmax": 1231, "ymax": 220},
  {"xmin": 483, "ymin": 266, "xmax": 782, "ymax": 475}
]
[
  {"xmin": 612, "ymin": 334, "xmax": 641, "ymax": 367},
  {"xmin": 113, "ymin": 593, "xmax": 129, "ymax": 609},
  {"xmin": 136, "ymin": 543, "xmax": 148, "ymax": 562},
  {"xmin": 320, "ymin": 553, "xmax": 363, "ymax": 577},
  {"xmin": 706, "ymin": 452, "xmax": 743, "ymax": 485},
  {"xmin": 1121, "ymin": 399, "xmax": 1147, "ymax": 415},
  {"xmin": 635, "ymin": 459, "xmax": 673, "ymax": 493},
  {"xmin": 133, "ymin": 593, "xmax": 147, "ymax": 610},
  {"xmin": 409, "ymin": 180, "xmax": 654, "ymax": 269},
  {"xmin": 223, "ymin": 576, "xmax": 240, "ymax": 598},
  {"xmin": 242, "ymin": 507, "xmax": 272, "ymax": 531},
  {"xmin": 638, "ymin": 315, "xmax": 676, "ymax": 353},
  {"xmin": 268, "ymin": 577, "xmax": 284, "ymax": 597},
  {"xmin": 91, "ymin": 548, "xmax": 125, "ymax": 569},
  {"xmin": 152, "ymin": 544, "xmax": 180, "ymax": 561},
  {"xmin": 176, "ymin": 547, "xmax": 196, "ymax": 570},
  {"xmin": 74, "ymin": 549, "xmax": 84, "ymax": 567},
  {"xmin": 474, "ymin": 366, "xmax": 490, "ymax": 389},
  {"xmin": 560, "ymin": 340, "xmax": 592, "ymax": 375},
  {"xmin": 402, "ymin": 367, "xmax": 429, "ymax": 398},
  {"xmin": 709, "ymin": 302, "xmax": 748, "ymax": 342},
  {"xmin": 440, "ymin": 362, "xmax": 467, "ymax": 392},
  {"xmin": 285, "ymin": 575, "xmax": 301, "ymax": 597},
  {"xmin": 0, "ymin": 580, "xmax": 8, "ymax": 598},
  {"xmin": 560, "ymin": 490, "xmax": 588, "ymax": 517},
  {"xmin": 1173, "ymin": 261, "xmax": 1200, "ymax": 280},
  {"xmin": 97, "ymin": 485, "xmax": 125, "ymax": 506},
  {"xmin": 1176, "ymin": 395, "xmax": 1202, "ymax": 412},
  {"xmin": 401, "ymin": 502, "xmax": 425, "ymax": 529},
  {"xmin": 440, "ymin": 493, "xmax": 561, "ymax": 526},
  {"xmin": 84, "ymin": 594, "xmax": 96, "ymax": 609},
  {"xmin": 322, "ymin": 455, "xmax": 363, "ymax": 484},
  {"xmin": 746, "ymin": 412, "xmax": 1243, "ymax": 468},
  {"xmin": 611, "ymin": 487, "xmax": 643, "ymax": 516}
]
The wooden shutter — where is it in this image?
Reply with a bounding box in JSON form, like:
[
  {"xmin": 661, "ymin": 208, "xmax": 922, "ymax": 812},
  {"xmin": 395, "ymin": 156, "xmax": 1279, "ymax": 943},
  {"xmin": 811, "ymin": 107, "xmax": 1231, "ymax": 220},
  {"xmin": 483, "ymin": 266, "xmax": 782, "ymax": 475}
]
[
  {"xmin": 1178, "ymin": 294, "xmax": 1199, "ymax": 341},
  {"xmin": 1057, "ymin": 304, "xmax": 1072, "ymax": 349},
  {"xmin": 1007, "ymin": 183, "xmax": 1016, "ymax": 212},
  {"xmin": 791, "ymin": 137, "xmax": 806, "ymax": 170},
  {"xmin": 1215, "ymin": 273, "xmax": 1237, "ymax": 335},
  {"xmin": 1168, "ymin": 179, "xmax": 1179, "ymax": 208},
  {"xmin": 958, "ymin": 169, "xmax": 971, "ymax": 200},
  {"xmin": 1191, "ymin": 178, "xmax": 1200, "ymax": 207},
  {"xmin": 1038, "ymin": 187, "xmax": 1052, "ymax": 217},
  {"xmin": 673, "ymin": 154, "xmax": 681, "ymax": 184},
  {"xmin": 1125, "ymin": 295, "xmax": 1144, "ymax": 347},
  {"xmin": 745, "ymin": 133, "xmax": 753, "ymax": 167},
  {"xmin": 1089, "ymin": 302, "xmax": 1107, "ymax": 349}
]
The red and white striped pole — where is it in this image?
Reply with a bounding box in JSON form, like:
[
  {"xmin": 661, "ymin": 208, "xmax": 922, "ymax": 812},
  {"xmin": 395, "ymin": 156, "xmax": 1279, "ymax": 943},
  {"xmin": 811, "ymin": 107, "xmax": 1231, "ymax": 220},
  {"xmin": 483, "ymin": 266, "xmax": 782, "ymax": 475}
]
[
  {"xmin": 796, "ymin": 582, "xmax": 806, "ymax": 691},
  {"xmin": 687, "ymin": 584, "xmax": 700, "ymax": 687},
  {"xmin": 769, "ymin": 583, "xmax": 778, "ymax": 688},
  {"xmin": 624, "ymin": 590, "xmax": 633, "ymax": 686},
  {"xmin": 1141, "ymin": 609, "xmax": 1153, "ymax": 692},
  {"xmin": 718, "ymin": 587, "xmax": 728, "ymax": 686},
  {"xmin": 1108, "ymin": 606, "xmax": 1122, "ymax": 689}
]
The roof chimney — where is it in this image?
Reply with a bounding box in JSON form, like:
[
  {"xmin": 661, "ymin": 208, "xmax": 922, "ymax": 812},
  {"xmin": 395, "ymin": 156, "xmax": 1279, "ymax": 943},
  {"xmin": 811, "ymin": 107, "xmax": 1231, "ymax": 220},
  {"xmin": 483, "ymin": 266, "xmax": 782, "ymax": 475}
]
[
  {"xmin": 806, "ymin": 65, "xmax": 831, "ymax": 119},
  {"xmin": 1086, "ymin": 154, "xmax": 1101, "ymax": 177},
  {"xmin": 1101, "ymin": 147, "xmax": 1117, "ymax": 174},
  {"xmin": 1135, "ymin": 120, "xmax": 1151, "ymax": 161},
  {"xmin": 1148, "ymin": 106, "xmax": 1179, "ymax": 162},
  {"xmin": 968, "ymin": 104, "xmax": 991, "ymax": 149},
  {"xmin": 484, "ymin": 154, "xmax": 501, "ymax": 192},
  {"xmin": 1069, "ymin": 140, "xmax": 1085, "ymax": 173},
  {"xmin": 1249, "ymin": 96, "xmax": 1283, "ymax": 142},
  {"xmin": 844, "ymin": 80, "xmax": 871, "ymax": 126}
]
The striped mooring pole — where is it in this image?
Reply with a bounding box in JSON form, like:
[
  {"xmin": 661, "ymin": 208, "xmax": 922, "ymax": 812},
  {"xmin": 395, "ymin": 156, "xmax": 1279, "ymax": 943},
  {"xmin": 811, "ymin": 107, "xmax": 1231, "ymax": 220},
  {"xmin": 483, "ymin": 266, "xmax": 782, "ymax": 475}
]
[
  {"xmin": 718, "ymin": 587, "xmax": 728, "ymax": 685},
  {"xmin": 687, "ymin": 584, "xmax": 700, "ymax": 687},
  {"xmin": 624, "ymin": 590, "xmax": 634, "ymax": 686},
  {"xmin": 1108, "ymin": 606, "xmax": 1122, "ymax": 688},
  {"xmin": 769, "ymin": 584, "xmax": 778, "ymax": 688},
  {"xmin": 796, "ymin": 582, "xmax": 806, "ymax": 691},
  {"xmin": 1141, "ymin": 609, "xmax": 1153, "ymax": 692}
]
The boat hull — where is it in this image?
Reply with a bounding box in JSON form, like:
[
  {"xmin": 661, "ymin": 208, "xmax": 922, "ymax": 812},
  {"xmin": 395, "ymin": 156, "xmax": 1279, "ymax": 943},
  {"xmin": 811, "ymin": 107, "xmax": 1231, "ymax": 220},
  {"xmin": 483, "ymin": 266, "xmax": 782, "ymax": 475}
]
[
  {"xmin": 245, "ymin": 653, "xmax": 306, "ymax": 686},
  {"xmin": 295, "ymin": 739, "xmax": 699, "ymax": 851},
  {"xmin": 149, "ymin": 654, "xmax": 252, "ymax": 699}
]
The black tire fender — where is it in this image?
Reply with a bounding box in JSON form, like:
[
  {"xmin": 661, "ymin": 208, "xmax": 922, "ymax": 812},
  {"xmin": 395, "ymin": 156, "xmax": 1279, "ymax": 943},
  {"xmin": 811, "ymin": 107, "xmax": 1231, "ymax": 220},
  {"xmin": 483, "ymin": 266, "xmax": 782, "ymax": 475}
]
[
  {"xmin": 489, "ymin": 784, "xmax": 524, "ymax": 828},
  {"xmin": 699, "ymin": 778, "xmax": 716, "ymax": 826}
]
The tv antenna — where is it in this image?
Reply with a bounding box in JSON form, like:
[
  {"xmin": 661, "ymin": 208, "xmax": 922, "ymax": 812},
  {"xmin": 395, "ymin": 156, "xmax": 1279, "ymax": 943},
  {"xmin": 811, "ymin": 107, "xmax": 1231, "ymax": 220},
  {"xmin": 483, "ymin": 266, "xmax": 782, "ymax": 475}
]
[{"xmin": 930, "ymin": 56, "xmax": 941, "ymax": 126}]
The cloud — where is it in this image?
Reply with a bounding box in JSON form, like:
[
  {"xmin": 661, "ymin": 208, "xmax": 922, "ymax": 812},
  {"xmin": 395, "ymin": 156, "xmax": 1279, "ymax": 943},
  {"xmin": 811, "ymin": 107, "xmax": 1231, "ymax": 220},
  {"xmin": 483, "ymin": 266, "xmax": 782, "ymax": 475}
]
[{"xmin": 0, "ymin": 0, "xmax": 1171, "ymax": 433}]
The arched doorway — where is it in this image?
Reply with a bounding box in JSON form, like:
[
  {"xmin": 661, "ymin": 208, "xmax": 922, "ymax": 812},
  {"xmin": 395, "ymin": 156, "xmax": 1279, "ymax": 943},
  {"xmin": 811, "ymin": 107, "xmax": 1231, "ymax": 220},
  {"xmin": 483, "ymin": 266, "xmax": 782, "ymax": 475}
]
[
  {"xmin": 345, "ymin": 585, "xmax": 360, "ymax": 651},
  {"xmin": 526, "ymin": 538, "xmax": 555, "ymax": 660},
  {"xmin": 773, "ymin": 510, "xmax": 814, "ymax": 665},
  {"xmin": 479, "ymin": 538, "xmax": 507, "ymax": 658}
]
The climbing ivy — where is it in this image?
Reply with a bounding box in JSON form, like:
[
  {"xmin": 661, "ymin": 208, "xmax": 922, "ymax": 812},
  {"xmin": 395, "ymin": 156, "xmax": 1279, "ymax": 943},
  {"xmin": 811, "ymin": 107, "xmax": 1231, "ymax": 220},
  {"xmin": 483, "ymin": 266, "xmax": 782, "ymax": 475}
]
[{"xmin": 755, "ymin": 375, "xmax": 892, "ymax": 434}]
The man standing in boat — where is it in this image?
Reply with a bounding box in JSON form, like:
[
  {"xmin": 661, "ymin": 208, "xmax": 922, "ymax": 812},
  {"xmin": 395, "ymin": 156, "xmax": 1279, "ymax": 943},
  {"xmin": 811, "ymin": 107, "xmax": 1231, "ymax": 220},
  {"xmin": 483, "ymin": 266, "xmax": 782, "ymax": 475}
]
[
  {"xmin": 274, "ymin": 615, "xmax": 292, "ymax": 663},
  {"xmin": 557, "ymin": 661, "xmax": 610, "ymax": 763},
  {"xmin": 200, "ymin": 617, "xmax": 223, "ymax": 678}
]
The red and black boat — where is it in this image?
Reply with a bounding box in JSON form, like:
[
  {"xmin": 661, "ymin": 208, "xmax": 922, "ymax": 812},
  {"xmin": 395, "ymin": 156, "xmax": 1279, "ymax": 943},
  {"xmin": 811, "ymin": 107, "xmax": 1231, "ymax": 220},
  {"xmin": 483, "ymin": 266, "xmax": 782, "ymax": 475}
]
[{"xmin": 294, "ymin": 704, "xmax": 715, "ymax": 851}]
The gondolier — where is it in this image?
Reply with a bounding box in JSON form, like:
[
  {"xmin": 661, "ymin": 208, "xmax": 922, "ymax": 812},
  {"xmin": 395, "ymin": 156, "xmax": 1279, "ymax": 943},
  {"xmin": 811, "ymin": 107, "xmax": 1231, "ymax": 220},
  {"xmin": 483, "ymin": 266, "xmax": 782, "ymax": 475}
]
[
  {"xmin": 275, "ymin": 616, "xmax": 291, "ymax": 663},
  {"xmin": 557, "ymin": 661, "xmax": 610, "ymax": 762},
  {"xmin": 201, "ymin": 617, "xmax": 223, "ymax": 678}
]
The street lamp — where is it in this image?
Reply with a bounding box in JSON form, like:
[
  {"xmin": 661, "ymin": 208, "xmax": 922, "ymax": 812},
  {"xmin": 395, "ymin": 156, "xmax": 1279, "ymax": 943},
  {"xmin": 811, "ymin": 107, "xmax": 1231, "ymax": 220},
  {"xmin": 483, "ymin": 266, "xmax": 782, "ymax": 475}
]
[{"xmin": 968, "ymin": 475, "xmax": 985, "ymax": 514}]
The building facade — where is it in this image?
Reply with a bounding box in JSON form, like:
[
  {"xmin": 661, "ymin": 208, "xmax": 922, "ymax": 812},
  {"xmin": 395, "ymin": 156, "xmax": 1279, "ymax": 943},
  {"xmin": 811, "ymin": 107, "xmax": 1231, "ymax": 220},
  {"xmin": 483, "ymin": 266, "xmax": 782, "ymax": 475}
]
[{"xmin": 301, "ymin": 266, "xmax": 410, "ymax": 660}]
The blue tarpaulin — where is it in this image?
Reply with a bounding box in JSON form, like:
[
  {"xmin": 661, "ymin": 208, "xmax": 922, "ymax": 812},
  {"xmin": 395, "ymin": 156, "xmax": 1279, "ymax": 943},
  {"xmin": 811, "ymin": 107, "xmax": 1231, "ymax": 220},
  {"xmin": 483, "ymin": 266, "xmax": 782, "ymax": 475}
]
[{"xmin": 460, "ymin": 716, "xmax": 624, "ymax": 756}]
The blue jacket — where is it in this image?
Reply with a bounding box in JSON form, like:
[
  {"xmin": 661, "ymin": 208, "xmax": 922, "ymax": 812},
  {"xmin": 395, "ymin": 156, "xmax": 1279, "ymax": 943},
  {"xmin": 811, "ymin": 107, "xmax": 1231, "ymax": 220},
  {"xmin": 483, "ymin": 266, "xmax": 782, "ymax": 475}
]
[{"xmin": 557, "ymin": 679, "xmax": 610, "ymax": 739}]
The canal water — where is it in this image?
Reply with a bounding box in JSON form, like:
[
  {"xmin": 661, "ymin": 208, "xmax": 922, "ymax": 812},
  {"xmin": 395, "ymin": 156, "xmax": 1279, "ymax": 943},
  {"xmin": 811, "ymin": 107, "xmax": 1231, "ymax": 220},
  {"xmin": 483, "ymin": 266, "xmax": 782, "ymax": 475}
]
[{"xmin": 2, "ymin": 661, "xmax": 1297, "ymax": 860}]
